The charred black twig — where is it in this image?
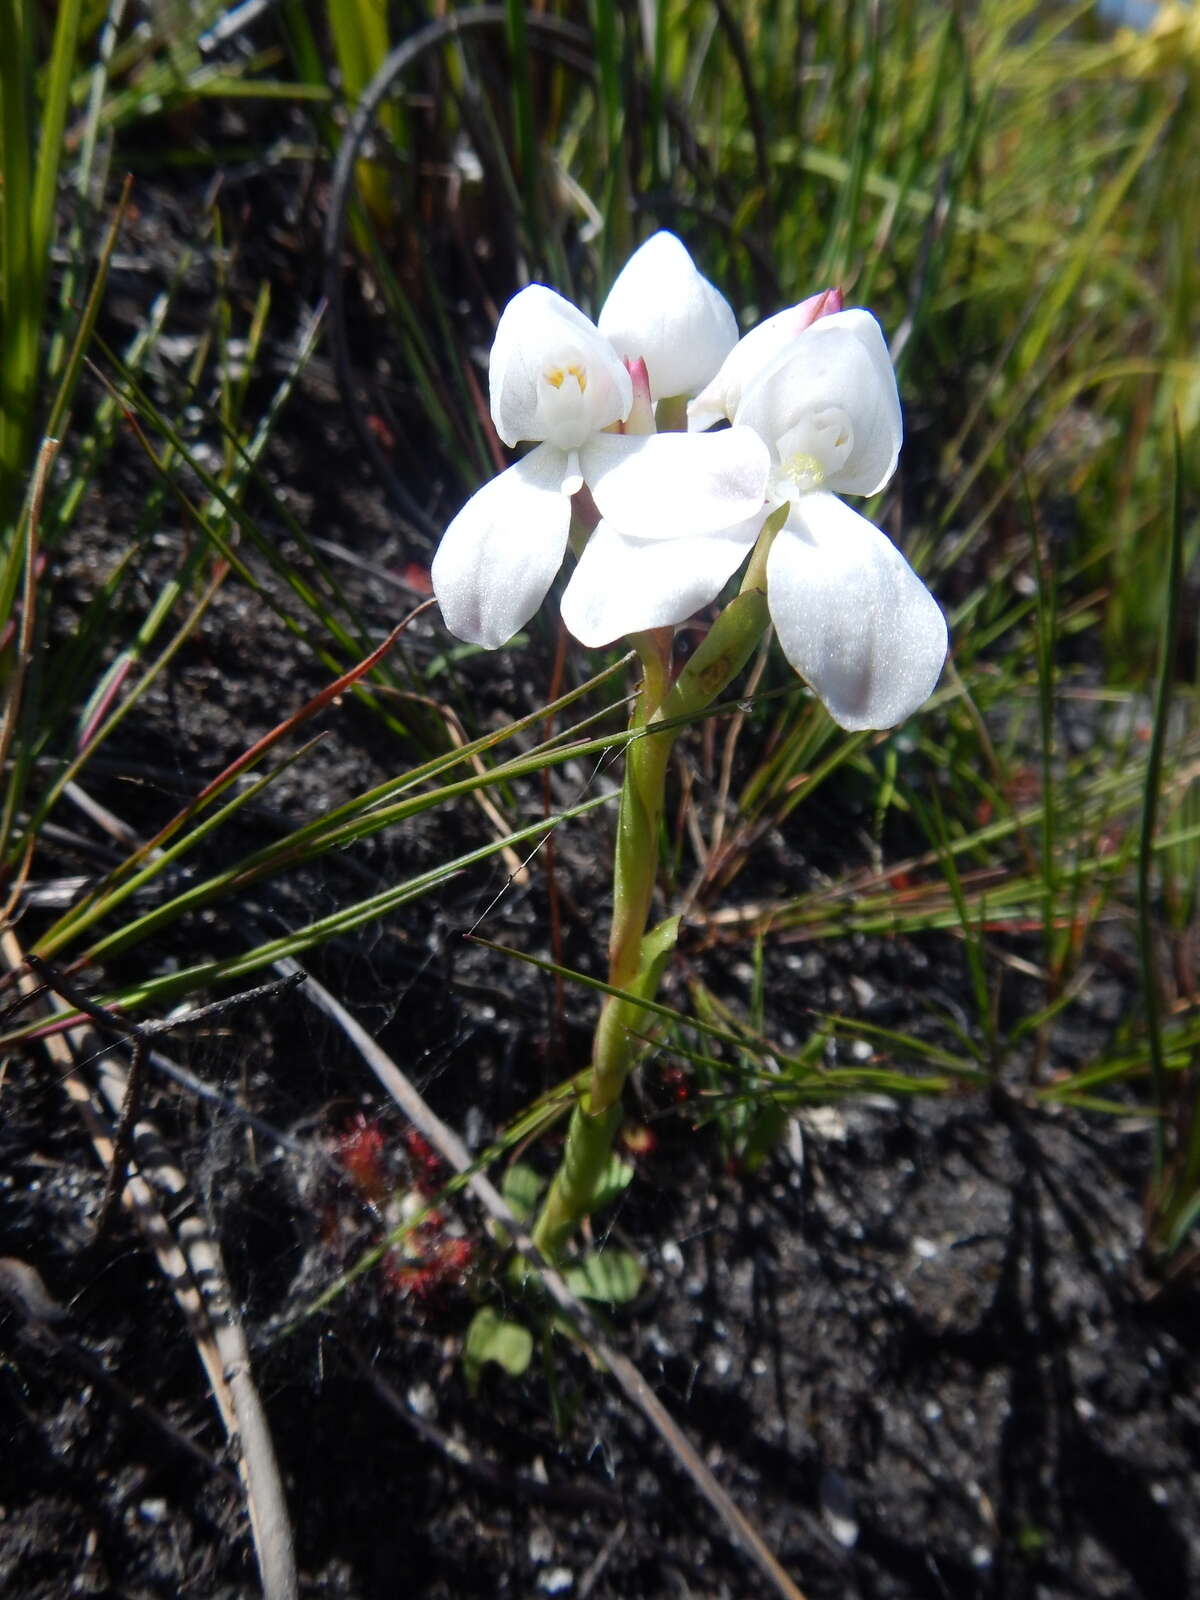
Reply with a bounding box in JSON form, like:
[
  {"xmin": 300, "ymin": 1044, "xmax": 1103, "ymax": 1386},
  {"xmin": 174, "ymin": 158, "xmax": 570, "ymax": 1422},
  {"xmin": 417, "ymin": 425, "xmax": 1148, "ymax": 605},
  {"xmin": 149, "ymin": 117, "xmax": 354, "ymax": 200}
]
[
  {"xmin": 0, "ymin": 975, "xmax": 52, "ymax": 1026},
  {"xmin": 23, "ymin": 955, "xmax": 304, "ymax": 1236}
]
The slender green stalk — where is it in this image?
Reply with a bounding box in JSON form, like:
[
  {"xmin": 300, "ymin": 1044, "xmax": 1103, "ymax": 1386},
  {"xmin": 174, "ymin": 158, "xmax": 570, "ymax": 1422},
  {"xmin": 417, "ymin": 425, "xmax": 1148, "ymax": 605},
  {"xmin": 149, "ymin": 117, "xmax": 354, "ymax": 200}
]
[
  {"xmin": 0, "ymin": 0, "xmax": 36, "ymax": 518},
  {"xmin": 531, "ymin": 532, "xmax": 778, "ymax": 1260},
  {"xmin": 0, "ymin": 0, "xmax": 83, "ymax": 533},
  {"xmin": 1140, "ymin": 425, "xmax": 1185, "ymax": 1189}
]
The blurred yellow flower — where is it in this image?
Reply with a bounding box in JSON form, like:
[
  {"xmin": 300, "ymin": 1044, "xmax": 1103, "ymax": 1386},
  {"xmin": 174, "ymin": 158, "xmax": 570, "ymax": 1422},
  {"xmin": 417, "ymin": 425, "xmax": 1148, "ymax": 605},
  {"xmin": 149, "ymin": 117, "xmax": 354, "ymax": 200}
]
[{"xmin": 1118, "ymin": 2, "xmax": 1200, "ymax": 76}]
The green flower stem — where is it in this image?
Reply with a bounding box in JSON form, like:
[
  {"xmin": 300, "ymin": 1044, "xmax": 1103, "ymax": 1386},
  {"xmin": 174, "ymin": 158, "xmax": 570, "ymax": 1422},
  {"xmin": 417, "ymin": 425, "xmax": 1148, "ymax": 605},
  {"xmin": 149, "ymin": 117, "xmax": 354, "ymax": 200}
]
[
  {"xmin": 655, "ymin": 395, "xmax": 688, "ymax": 433},
  {"xmin": 530, "ymin": 522, "xmax": 780, "ymax": 1261},
  {"xmin": 527, "ymin": 1094, "xmax": 624, "ymax": 1263}
]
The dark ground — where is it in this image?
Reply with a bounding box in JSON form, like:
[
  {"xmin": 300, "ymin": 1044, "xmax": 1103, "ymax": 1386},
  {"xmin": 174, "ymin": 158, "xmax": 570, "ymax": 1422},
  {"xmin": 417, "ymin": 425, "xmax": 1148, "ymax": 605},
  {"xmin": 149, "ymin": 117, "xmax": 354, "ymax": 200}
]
[{"xmin": 1, "ymin": 101, "xmax": 1198, "ymax": 1600}]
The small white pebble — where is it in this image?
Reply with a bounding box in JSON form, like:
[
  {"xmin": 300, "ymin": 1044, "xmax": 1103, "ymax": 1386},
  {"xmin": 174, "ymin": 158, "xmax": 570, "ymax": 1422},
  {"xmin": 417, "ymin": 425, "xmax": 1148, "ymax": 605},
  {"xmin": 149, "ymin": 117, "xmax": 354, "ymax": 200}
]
[
  {"xmin": 538, "ymin": 1568, "xmax": 574, "ymax": 1594},
  {"xmin": 819, "ymin": 1469, "xmax": 858, "ymax": 1549},
  {"xmin": 528, "ymin": 1526, "xmax": 554, "ymax": 1564},
  {"xmin": 803, "ymin": 1106, "xmax": 848, "ymax": 1141},
  {"xmin": 649, "ymin": 1327, "xmax": 673, "ymax": 1358},
  {"xmin": 912, "ymin": 1236, "xmax": 939, "ymax": 1261},
  {"xmin": 849, "ymin": 975, "xmax": 877, "ymax": 1007},
  {"xmin": 659, "ymin": 1240, "xmax": 684, "ymax": 1275},
  {"xmin": 137, "ymin": 1499, "xmax": 168, "ymax": 1525},
  {"xmin": 785, "ymin": 1119, "xmax": 805, "ymax": 1166},
  {"xmin": 406, "ymin": 1382, "xmax": 436, "ymax": 1420}
]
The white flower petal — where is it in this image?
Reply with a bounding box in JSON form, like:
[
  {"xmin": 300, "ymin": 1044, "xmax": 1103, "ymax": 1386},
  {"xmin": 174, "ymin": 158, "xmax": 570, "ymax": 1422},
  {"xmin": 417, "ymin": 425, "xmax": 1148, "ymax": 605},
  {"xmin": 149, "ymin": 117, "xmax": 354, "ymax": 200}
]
[
  {"xmin": 687, "ymin": 289, "xmax": 841, "ymax": 432},
  {"xmin": 431, "ymin": 443, "xmax": 572, "ymax": 648},
  {"xmin": 766, "ymin": 492, "xmax": 947, "ymax": 731},
  {"xmin": 580, "ymin": 427, "xmax": 769, "ymax": 540},
  {"xmin": 561, "ymin": 517, "xmax": 761, "ymax": 647},
  {"xmin": 489, "ymin": 285, "xmax": 632, "ymax": 451},
  {"xmin": 735, "ymin": 310, "xmax": 902, "ymax": 497},
  {"xmin": 598, "ymin": 231, "xmax": 738, "ymax": 401}
]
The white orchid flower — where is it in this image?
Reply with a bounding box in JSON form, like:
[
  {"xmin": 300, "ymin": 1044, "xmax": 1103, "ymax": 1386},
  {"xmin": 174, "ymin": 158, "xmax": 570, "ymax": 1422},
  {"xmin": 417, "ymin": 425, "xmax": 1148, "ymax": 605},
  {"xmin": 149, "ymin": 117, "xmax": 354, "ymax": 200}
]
[
  {"xmin": 433, "ymin": 254, "xmax": 770, "ymax": 651},
  {"xmin": 728, "ymin": 309, "xmax": 948, "ymax": 731}
]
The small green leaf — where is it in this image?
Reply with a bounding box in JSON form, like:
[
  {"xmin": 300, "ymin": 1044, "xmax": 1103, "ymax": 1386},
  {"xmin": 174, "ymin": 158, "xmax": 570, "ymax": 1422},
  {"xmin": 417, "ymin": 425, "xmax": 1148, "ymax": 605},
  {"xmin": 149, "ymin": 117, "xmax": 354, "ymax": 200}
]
[
  {"xmin": 463, "ymin": 1306, "xmax": 533, "ymax": 1394},
  {"xmin": 501, "ymin": 1160, "xmax": 544, "ymax": 1222},
  {"xmin": 588, "ymin": 1155, "xmax": 635, "ymax": 1214},
  {"xmin": 564, "ymin": 1248, "xmax": 643, "ymax": 1305},
  {"xmin": 739, "ymin": 1099, "xmax": 789, "ymax": 1174},
  {"xmin": 632, "ymin": 914, "xmax": 681, "ymax": 1002}
]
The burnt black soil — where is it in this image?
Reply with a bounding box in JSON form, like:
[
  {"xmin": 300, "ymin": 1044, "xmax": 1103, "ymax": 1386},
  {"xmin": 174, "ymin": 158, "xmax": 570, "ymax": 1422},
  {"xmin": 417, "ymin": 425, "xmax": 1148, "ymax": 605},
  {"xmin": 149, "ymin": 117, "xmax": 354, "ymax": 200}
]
[{"xmin": 2, "ymin": 103, "xmax": 1198, "ymax": 1600}]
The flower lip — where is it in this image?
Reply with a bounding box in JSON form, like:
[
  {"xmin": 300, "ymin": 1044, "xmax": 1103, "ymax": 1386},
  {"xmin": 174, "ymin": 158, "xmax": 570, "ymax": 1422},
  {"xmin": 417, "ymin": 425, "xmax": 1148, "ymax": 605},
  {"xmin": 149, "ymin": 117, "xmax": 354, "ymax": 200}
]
[
  {"xmin": 766, "ymin": 492, "xmax": 948, "ymax": 731},
  {"xmin": 560, "ymin": 514, "xmax": 765, "ymax": 648},
  {"xmin": 430, "ymin": 441, "xmax": 574, "ymax": 649}
]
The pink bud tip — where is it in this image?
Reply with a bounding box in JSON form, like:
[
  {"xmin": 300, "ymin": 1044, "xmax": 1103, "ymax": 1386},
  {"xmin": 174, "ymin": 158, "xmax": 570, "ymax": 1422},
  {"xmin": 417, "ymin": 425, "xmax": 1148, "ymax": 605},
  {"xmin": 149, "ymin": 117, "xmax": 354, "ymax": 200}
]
[
  {"xmin": 793, "ymin": 286, "xmax": 844, "ymax": 335},
  {"xmin": 621, "ymin": 356, "xmax": 655, "ymax": 434},
  {"xmin": 624, "ymin": 356, "xmax": 652, "ymax": 406}
]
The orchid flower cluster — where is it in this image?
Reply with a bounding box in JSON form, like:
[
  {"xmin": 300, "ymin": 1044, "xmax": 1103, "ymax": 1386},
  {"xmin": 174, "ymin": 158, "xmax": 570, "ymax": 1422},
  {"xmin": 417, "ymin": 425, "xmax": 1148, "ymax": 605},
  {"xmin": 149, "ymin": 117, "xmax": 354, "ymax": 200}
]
[
  {"xmin": 431, "ymin": 234, "xmax": 949, "ymax": 1260},
  {"xmin": 432, "ymin": 230, "xmax": 947, "ymax": 731}
]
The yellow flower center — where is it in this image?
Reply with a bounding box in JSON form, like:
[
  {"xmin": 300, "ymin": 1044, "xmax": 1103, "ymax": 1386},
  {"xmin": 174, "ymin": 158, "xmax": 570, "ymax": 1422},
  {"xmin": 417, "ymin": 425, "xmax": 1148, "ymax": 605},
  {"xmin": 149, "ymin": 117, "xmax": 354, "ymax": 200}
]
[
  {"xmin": 779, "ymin": 451, "xmax": 825, "ymax": 493},
  {"xmin": 544, "ymin": 362, "xmax": 588, "ymax": 394}
]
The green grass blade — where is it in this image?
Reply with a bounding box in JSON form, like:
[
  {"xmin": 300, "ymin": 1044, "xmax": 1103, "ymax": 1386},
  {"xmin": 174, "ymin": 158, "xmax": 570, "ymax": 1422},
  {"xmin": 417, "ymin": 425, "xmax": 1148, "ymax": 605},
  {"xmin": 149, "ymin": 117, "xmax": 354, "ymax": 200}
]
[{"xmin": 1139, "ymin": 423, "xmax": 1186, "ymax": 1179}]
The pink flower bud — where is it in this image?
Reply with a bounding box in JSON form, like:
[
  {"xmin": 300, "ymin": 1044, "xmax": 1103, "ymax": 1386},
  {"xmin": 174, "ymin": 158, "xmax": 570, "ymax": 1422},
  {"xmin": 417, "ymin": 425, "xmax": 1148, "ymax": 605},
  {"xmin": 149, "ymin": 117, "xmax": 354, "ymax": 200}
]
[
  {"xmin": 687, "ymin": 288, "xmax": 846, "ymax": 432},
  {"xmin": 792, "ymin": 286, "xmax": 844, "ymax": 333},
  {"xmin": 620, "ymin": 356, "xmax": 656, "ymax": 435}
]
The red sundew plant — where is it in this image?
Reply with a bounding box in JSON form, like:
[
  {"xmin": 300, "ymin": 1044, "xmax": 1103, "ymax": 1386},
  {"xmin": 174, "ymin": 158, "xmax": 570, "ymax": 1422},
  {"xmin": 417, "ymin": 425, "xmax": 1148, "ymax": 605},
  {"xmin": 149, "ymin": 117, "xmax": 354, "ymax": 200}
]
[
  {"xmin": 660, "ymin": 1065, "xmax": 692, "ymax": 1104},
  {"xmin": 620, "ymin": 1123, "xmax": 658, "ymax": 1158},
  {"xmin": 383, "ymin": 1235, "xmax": 475, "ymax": 1303},
  {"xmin": 330, "ymin": 1115, "xmax": 473, "ymax": 1305},
  {"xmin": 334, "ymin": 1113, "xmax": 390, "ymax": 1203},
  {"xmin": 402, "ymin": 1127, "xmax": 445, "ymax": 1196}
]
